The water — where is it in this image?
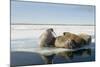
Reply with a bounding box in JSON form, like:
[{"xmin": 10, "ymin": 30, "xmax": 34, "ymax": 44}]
[{"xmin": 11, "ymin": 25, "xmax": 95, "ymax": 66}]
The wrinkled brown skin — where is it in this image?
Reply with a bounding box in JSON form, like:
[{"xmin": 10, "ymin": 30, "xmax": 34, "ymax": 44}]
[{"xmin": 55, "ymin": 32, "xmax": 86, "ymax": 49}]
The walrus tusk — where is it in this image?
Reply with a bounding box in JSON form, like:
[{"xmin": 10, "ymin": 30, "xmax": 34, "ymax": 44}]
[{"xmin": 52, "ymin": 31, "xmax": 57, "ymax": 37}]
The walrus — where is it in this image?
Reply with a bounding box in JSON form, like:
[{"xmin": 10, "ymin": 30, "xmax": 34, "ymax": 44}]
[
  {"xmin": 39, "ymin": 28, "xmax": 56, "ymax": 48},
  {"xmin": 55, "ymin": 32, "xmax": 86, "ymax": 49},
  {"xmin": 78, "ymin": 33, "xmax": 91, "ymax": 45}
]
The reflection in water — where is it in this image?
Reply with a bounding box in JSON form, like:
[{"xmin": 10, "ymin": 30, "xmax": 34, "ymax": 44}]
[
  {"xmin": 42, "ymin": 49, "xmax": 92, "ymax": 64},
  {"xmin": 11, "ymin": 48, "xmax": 95, "ymax": 66},
  {"xmin": 42, "ymin": 54, "xmax": 56, "ymax": 64}
]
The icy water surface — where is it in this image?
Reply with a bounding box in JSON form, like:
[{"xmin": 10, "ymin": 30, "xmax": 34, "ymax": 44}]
[{"xmin": 11, "ymin": 25, "xmax": 95, "ymax": 66}]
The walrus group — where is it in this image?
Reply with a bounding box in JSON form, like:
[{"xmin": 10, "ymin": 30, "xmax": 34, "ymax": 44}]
[{"xmin": 39, "ymin": 28, "xmax": 91, "ymax": 49}]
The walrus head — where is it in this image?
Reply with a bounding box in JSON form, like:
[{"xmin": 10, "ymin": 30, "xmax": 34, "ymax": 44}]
[{"xmin": 46, "ymin": 28, "xmax": 57, "ymax": 37}]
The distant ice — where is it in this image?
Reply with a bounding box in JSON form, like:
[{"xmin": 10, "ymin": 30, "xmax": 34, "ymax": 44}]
[{"xmin": 11, "ymin": 25, "xmax": 95, "ymax": 40}]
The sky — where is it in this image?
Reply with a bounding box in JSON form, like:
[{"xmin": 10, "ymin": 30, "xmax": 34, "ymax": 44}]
[{"xmin": 11, "ymin": 0, "xmax": 95, "ymax": 25}]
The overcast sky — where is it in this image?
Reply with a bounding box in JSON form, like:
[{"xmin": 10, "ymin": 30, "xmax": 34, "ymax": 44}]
[{"xmin": 11, "ymin": 0, "xmax": 95, "ymax": 25}]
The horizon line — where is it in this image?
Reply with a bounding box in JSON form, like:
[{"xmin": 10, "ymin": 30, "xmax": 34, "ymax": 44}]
[{"xmin": 11, "ymin": 23, "xmax": 95, "ymax": 26}]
